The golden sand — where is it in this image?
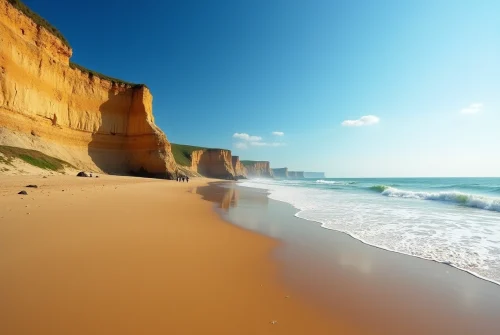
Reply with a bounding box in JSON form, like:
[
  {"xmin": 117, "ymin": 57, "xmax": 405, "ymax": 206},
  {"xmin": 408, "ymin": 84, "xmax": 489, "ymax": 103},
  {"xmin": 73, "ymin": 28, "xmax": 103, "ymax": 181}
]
[{"xmin": 0, "ymin": 175, "xmax": 356, "ymax": 335}]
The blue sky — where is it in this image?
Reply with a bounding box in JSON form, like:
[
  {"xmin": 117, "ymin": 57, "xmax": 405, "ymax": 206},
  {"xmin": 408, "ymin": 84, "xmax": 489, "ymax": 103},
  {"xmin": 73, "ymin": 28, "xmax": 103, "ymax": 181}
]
[{"xmin": 26, "ymin": 0, "xmax": 500, "ymax": 177}]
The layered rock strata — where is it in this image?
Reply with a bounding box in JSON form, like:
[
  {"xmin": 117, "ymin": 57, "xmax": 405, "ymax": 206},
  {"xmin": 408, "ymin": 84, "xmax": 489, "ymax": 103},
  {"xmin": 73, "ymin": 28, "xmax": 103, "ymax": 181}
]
[
  {"xmin": 231, "ymin": 156, "xmax": 247, "ymax": 179},
  {"xmin": 0, "ymin": 0, "xmax": 177, "ymax": 178},
  {"xmin": 243, "ymin": 161, "xmax": 274, "ymax": 178}
]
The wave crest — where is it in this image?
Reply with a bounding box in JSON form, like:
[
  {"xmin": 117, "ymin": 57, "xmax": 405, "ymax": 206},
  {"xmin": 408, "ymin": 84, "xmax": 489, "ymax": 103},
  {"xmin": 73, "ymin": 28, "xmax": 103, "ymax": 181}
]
[{"xmin": 374, "ymin": 186, "xmax": 500, "ymax": 212}]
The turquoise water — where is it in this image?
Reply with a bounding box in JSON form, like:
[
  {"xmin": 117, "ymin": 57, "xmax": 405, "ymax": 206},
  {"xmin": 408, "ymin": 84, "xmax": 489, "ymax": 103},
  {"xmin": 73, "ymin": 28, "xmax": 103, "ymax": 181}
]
[{"xmin": 239, "ymin": 177, "xmax": 500, "ymax": 284}]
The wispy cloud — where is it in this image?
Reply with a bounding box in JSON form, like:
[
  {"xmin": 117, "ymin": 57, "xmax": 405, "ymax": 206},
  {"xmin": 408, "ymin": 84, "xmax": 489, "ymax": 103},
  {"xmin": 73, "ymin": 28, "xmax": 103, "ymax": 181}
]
[
  {"xmin": 232, "ymin": 133, "xmax": 262, "ymax": 142},
  {"xmin": 233, "ymin": 132, "xmax": 286, "ymax": 149},
  {"xmin": 234, "ymin": 142, "xmax": 248, "ymax": 149},
  {"xmin": 460, "ymin": 103, "xmax": 483, "ymax": 115},
  {"xmin": 342, "ymin": 115, "xmax": 380, "ymax": 127}
]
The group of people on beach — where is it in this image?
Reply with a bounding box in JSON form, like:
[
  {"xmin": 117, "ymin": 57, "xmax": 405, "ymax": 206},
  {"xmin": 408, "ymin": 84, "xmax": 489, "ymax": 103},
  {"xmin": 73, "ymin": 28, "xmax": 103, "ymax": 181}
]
[{"xmin": 177, "ymin": 175, "xmax": 189, "ymax": 183}]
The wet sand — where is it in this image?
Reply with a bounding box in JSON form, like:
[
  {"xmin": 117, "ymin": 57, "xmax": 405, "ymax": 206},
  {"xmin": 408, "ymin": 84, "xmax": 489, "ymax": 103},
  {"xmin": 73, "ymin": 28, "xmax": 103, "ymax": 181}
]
[
  {"xmin": 0, "ymin": 175, "xmax": 357, "ymax": 335},
  {"xmin": 196, "ymin": 183, "xmax": 500, "ymax": 335}
]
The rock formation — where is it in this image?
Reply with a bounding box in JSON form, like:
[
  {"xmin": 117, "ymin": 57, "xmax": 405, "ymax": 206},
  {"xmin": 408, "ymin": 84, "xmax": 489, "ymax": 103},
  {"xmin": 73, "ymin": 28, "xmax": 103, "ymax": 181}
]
[
  {"xmin": 271, "ymin": 167, "xmax": 288, "ymax": 178},
  {"xmin": 195, "ymin": 149, "xmax": 236, "ymax": 179},
  {"xmin": 242, "ymin": 161, "xmax": 274, "ymax": 178},
  {"xmin": 0, "ymin": 0, "xmax": 177, "ymax": 178},
  {"xmin": 304, "ymin": 172, "xmax": 325, "ymax": 179},
  {"xmin": 171, "ymin": 144, "xmax": 237, "ymax": 179},
  {"xmin": 231, "ymin": 156, "xmax": 247, "ymax": 179}
]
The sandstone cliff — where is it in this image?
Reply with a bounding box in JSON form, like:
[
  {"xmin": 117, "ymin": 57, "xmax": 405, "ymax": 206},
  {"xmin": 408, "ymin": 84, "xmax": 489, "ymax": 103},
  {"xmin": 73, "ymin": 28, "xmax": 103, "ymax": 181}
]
[
  {"xmin": 231, "ymin": 156, "xmax": 247, "ymax": 179},
  {"xmin": 171, "ymin": 143, "xmax": 236, "ymax": 179},
  {"xmin": 272, "ymin": 167, "xmax": 288, "ymax": 178},
  {"xmin": 242, "ymin": 161, "xmax": 274, "ymax": 178},
  {"xmin": 0, "ymin": 0, "xmax": 177, "ymax": 178}
]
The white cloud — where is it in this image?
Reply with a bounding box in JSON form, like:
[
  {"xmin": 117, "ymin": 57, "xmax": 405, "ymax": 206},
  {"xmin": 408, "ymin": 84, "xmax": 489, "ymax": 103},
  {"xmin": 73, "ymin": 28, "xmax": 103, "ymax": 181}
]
[
  {"xmin": 234, "ymin": 142, "xmax": 248, "ymax": 149},
  {"xmin": 272, "ymin": 131, "xmax": 284, "ymax": 136},
  {"xmin": 232, "ymin": 133, "xmax": 262, "ymax": 142},
  {"xmin": 460, "ymin": 103, "xmax": 483, "ymax": 114},
  {"xmin": 342, "ymin": 115, "xmax": 380, "ymax": 127}
]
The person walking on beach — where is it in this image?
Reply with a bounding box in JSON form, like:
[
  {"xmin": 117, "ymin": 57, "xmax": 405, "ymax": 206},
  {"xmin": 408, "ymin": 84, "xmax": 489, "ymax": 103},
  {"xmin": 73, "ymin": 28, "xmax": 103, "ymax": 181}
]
[{"xmin": 182, "ymin": 176, "xmax": 185, "ymax": 182}]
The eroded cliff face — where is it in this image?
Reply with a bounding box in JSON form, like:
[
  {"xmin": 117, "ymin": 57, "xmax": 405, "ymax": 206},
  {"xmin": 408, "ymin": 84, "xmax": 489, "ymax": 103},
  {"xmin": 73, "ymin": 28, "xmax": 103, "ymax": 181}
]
[
  {"xmin": 231, "ymin": 156, "xmax": 247, "ymax": 178},
  {"xmin": 0, "ymin": 0, "xmax": 177, "ymax": 177},
  {"xmin": 244, "ymin": 161, "xmax": 274, "ymax": 178},
  {"xmin": 193, "ymin": 149, "xmax": 235, "ymax": 179}
]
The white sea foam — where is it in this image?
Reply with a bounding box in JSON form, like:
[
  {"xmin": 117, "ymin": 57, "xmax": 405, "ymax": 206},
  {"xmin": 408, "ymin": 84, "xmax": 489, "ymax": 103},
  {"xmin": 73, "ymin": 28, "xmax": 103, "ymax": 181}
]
[
  {"xmin": 238, "ymin": 178, "xmax": 500, "ymax": 285},
  {"xmin": 373, "ymin": 186, "xmax": 500, "ymax": 213}
]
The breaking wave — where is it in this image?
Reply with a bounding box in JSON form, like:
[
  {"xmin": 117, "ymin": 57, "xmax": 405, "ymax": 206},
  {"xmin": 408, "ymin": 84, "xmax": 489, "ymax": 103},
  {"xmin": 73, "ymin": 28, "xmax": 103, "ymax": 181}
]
[{"xmin": 370, "ymin": 185, "xmax": 500, "ymax": 212}]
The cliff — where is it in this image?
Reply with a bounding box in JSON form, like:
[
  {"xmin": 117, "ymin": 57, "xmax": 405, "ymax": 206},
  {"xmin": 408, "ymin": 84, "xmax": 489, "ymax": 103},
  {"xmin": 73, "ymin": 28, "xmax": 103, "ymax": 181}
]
[
  {"xmin": 171, "ymin": 143, "xmax": 236, "ymax": 179},
  {"xmin": 288, "ymin": 171, "xmax": 305, "ymax": 179},
  {"xmin": 231, "ymin": 156, "xmax": 247, "ymax": 179},
  {"xmin": 241, "ymin": 161, "xmax": 274, "ymax": 178},
  {"xmin": 0, "ymin": 0, "xmax": 177, "ymax": 178},
  {"xmin": 272, "ymin": 167, "xmax": 288, "ymax": 178},
  {"xmin": 304, "ymin": 172, "xmax": 325, "ymax": 179}
]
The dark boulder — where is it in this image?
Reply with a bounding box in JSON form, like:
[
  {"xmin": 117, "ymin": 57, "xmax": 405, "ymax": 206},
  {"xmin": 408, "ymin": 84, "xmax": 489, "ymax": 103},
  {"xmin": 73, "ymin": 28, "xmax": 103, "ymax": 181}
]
[
  {"xmin": 77, "ymin": 171, "xmax": 89, "ymax": 177},
  {"xmin": 26, "ymin": 185, "xmax": 38, "ymax": 188},
  {"xmin": 18, "ymin": 190, "xmax": 27, "ymax": 195}
]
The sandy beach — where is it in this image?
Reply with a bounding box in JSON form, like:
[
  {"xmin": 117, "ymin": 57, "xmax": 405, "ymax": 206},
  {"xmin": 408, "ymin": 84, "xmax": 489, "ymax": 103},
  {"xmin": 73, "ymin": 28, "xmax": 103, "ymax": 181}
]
[{"xmin": 0, "ymin": 175, "xmax": 357, "ymax": 335}]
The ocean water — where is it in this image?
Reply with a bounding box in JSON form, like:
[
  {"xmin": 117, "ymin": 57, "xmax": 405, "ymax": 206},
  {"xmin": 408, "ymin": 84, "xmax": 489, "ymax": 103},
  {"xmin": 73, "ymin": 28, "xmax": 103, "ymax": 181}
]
[{"xmin": 238, "ymin": 177, "xmax": 500, "ymax": 284}]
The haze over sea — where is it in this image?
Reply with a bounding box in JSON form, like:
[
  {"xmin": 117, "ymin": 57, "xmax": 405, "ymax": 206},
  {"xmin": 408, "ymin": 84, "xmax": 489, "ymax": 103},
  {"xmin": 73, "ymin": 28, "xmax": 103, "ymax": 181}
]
[{"xmin": 240, "ymin": 177, "xmax": 500, "ymax": 284}]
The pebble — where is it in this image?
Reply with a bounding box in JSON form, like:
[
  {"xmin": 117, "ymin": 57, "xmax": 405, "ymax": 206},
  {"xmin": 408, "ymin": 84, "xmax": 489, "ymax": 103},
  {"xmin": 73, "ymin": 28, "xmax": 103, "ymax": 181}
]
[{"xmin": 270, "ymin": 320, "xmax": 278, "ymax": 325}]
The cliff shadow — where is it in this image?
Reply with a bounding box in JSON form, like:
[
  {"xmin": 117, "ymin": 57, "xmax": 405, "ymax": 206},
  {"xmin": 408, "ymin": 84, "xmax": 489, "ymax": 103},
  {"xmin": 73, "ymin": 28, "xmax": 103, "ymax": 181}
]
[{"xmin": 87, "ymin": 90, "xmax": 131, "ymax": 175}]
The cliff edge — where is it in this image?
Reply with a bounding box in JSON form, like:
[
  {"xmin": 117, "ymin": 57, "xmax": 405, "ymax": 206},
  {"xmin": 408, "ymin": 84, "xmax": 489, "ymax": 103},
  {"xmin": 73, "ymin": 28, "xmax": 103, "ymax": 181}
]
[
  {"xmin": 0, "ymin": 0, "xmax": 177, "ymax": 178},
  {"xmin": 171, "ymin": 143, "xmax": 236, "ymax": 179},
  {"xmin": 241, "ymin": 161, "xmax": 273, "ymax": 178}
]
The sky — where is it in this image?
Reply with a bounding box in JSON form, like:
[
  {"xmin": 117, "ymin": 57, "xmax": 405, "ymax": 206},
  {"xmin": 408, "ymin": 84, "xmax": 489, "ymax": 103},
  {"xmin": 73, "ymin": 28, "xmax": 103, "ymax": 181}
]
[{"xmin": 25, "ymin": 0, "xmax": 500, "ymax": 177}]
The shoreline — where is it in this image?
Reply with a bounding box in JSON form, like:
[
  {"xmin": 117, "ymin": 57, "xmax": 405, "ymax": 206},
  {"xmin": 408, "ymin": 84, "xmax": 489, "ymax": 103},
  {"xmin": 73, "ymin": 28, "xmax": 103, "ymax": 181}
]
[
  {"xmin": 202, "ymin": 182, "xmax": 500, "ymax": 335},
  {"xmin": 294, "ymin": 208, "xmax": 500, "ymax": 287},
  {"xmin": 0, "ymin": 174, "xmax": 355, "ymax": 334},
  {"xmin": 238, "ymin": 180, "xmax": 500, "ymax": 286}
]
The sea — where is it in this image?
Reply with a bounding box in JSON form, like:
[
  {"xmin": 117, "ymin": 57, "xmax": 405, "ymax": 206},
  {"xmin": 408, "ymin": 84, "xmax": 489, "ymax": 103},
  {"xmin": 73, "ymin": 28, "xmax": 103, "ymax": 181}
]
[{"xmin": 238, "ymin": 177, "xmax": 500, "ymax": 285}]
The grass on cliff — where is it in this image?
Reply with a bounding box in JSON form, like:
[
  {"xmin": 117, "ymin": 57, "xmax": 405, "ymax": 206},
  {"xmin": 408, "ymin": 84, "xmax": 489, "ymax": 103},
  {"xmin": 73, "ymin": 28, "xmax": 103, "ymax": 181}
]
[
  {"xmin": 8, "ymin": 0, "xmax": 70, "ymax": 47},
  {"xmin": 171, "ymin": 143, "xmax": 226, "ymax": 167},
  {"xmin": 0, "ymin": 145, "xmax": 74, "ymax": 171},
  {"xmin": 171, "ymin": 144, "xmax": 207, "ymax": 166},
  {"xmin": 69, "ymin": 62, "xmax": 147, "ymax": 89},
  {"xmin": 9, "ymin": 1, "xmax": 145, "ymax": 88}
]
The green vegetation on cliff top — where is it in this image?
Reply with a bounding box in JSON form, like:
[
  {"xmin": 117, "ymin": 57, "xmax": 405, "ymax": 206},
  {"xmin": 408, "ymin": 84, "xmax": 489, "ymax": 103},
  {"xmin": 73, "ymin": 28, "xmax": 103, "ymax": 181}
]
[
  {"xmin": 69, "ymin": 62, "xmax": 146, "ymax": 89},
  {"xmin": 9, "ymin": 0, "xmax": 145, "ymax": 88},
  {"xmin": 0, "ymin": 145, "xmax": 74, "ymax": 171},
  {"xmin": 171, "ymin": 143, "xmax": 226, "ymax": 167},
  {"xmin": 8, "ymin": 0, "xmax": 70, "ymax": 47}
]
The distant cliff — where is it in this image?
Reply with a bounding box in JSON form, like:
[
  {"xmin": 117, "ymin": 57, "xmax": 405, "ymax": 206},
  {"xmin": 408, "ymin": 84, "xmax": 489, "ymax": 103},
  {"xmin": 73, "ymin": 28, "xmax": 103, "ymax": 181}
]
[
  {"xmin": 242, "ymin": 161, "xmax": 274, "ymax": 178},
  {"xmin": 288, "ymin": 171, "xmax": 304, "ymax": 179},
  {"xmin": 272, "ymin": 167, "xmax": 288, "ymax": 178},
  {"xmin": 171, "ymin": 143, "xmax": 237, "ymax": 179},
  {"xmin": 0, "ymin": 0, "xmax": 177, "ymax": 178},
  {"xmin": 232, "ymin": 156, "xmax": 247, "ymax": 179},
  {"xmin": 304, "ymin": 172, "xmax": 325, "ymax": 179}
]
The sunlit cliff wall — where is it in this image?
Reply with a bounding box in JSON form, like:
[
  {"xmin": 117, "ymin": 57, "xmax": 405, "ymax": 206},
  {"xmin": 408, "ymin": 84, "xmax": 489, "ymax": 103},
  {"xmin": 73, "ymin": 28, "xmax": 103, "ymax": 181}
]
[{"xmin": 0, "ymin": 0, "xmax": 177, "ymax": 177}]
